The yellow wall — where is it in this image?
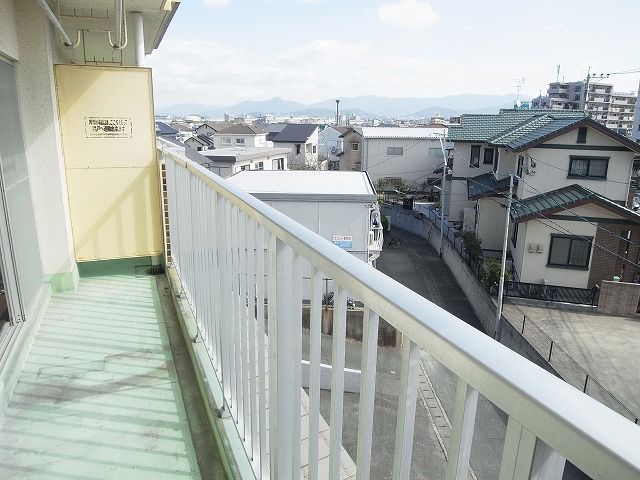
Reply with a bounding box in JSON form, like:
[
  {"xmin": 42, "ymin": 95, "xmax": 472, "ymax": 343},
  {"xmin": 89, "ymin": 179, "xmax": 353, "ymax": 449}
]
[{"xmin": 54, "ymin": 65, "xmax": 162, "ymax": 261}]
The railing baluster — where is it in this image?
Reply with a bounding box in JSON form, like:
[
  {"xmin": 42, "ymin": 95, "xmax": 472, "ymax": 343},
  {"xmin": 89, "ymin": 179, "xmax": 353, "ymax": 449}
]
[
  {"xmin": 246, "ymin": 217, "xmax": 258, "ymax": 464},
  {"xmin": 268, "ymin": 235, "xmax": 295, "ymax": 479},
  {"xmin": 356, "ymin": 307, "xmax": 379, "ymax": 480},
  {"xmin": 329, "ymin": 286, "xmax": 348, "ymax": 480},
  {"xmin": 307, "ymin": 268, "xmax": 323, "ymax": 480},
  {"xmin": 218, "ymin": 195, "xmax": 233, "ymax": 407},
  {"xmin": 446, "ymin": 378, "xmax": 479, "ymax": 480},
  {"xmin": 292, "ymin": 253, "xmax": 303, "ymax": 480},
  {"xmin": 393, "ymin": 338, "xmax": 420, "ymax": 480},
  {"xmin": 255, "ymin": 224, "xmax": 268, "ymax": 479},
  {"xmin": 498, "ymin": 417, "xmax": 537, "ymax": 480},
  {"xmin": 230, "ymin": 205, "xmax": 241, "ymax": 423},
  {"xmin": 239, "ymin": 211, "xmax": 250, "ymax": 441},
  {"xmin": 530, "ymin": 439, "xmax": 566, "ymax": 480}
]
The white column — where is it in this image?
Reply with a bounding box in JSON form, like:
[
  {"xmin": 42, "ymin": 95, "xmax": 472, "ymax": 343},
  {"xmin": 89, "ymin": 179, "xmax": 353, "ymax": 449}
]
[{"xmin": 133, "ymin": 12, "xmax": 145, "ymax": 67}]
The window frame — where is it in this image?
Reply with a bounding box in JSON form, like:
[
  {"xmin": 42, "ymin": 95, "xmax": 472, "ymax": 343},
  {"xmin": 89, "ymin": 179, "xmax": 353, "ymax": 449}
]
[
  {"xmin": 568, "ymin": 155, "xmax": 609, "ymax": 180},
  {"xmin": 351, "ymin": 143, "xmax": 359, "ymax": 151},
  {"xmin": 547, "ymin": 234, "xmax": 593, "ymax": 269},
  {"xmin": 387, "ymin": 146, "xmax": 404, "ymax": 156},
  {"xmin": 483, "ymin": 147, "xmax": 494, "ymax": 165},
  {"xmin": 235, "ymin": 138, "xmax": 245, "ymax": 145},
  {"xmin": 576, "ymin": 127, "xmax": 587, "ymax": 143},
  {"xmin": 470, "ymin": 145, "xmax": 480, "ymax": 168}
]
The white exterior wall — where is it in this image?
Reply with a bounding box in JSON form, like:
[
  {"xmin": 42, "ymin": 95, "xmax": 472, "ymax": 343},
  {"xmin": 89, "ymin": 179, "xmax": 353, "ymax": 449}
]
[
  {"xmin": 363, "ymin": 137, "xmax": 443, "ymax": 186},
  {"xmin": 515, "ymin": 217, "xmax": 596, "ymax": 288},
  {"xmin": 516, "ymin": 129, "xmax": 634, "ymax": 203},
  {"xmin": 476, "ymin": 198, "xmax": 507, "ymax": 251},
  {"xmin": 448, "ymin": 143, "xmax": 478, "ymax": 222},
  {"xmin": 4, "ymin": 0, "xmax": 76, "ymax": 280},
  {"xmin": 318, "ymin": 127, "xmax": 344, "ymax": 165},
  {"xmin": 214, "ymin": 133, "xmax": 267, "ymax": 149},
  {"xmin": 259, "ymin": 200, "xmax": 370, "ymax": 263}
]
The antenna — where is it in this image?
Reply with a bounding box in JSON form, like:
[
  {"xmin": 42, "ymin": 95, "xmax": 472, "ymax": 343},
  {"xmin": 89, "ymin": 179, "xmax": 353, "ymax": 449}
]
[
  {"xmin": 513, "ymin": 77, "xmax": 526, "ymax": 102},
  {"xmin": 556, "ymin": 65, "xmax": 560, "ymax": 83}
]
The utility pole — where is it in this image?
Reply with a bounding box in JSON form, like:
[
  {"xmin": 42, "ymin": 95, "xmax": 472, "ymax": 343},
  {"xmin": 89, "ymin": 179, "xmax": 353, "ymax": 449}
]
[
  {"xmin": 582, "ymin": 66, "xmax": 591, "ymax": 111},
  {"xmin": 437, "ymin": 135, "xmax": 448, "ymax": 257},
  {"xmin": 336, "ymin": 99, "xmax": 340, "ymax": 126},
  {"xmin": 494, "ymin": 172, "xmax": 514, "ymax": 338}
]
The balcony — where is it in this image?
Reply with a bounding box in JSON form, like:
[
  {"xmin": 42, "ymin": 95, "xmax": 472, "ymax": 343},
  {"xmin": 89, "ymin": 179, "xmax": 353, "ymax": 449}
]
[{"xmin": 0, "ymin": 131, "xmax": 639, "ymax": 478}]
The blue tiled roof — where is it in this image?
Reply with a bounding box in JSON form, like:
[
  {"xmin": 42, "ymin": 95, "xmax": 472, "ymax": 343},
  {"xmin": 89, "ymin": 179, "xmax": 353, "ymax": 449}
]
[
  {"xmin": 511, "ymin": 184, "xmax": 640, "ymax": 224},
  {"xmin": 467, "ymin": 173, "xmax": 511, "ymax": 200}
]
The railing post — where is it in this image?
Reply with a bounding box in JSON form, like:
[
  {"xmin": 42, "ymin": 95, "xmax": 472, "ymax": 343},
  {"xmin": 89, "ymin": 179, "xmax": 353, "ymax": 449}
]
[
  {"xmin": 584, "ymin": 374, "xmax": 589, "ymax": 393},
  {"xmin": 548, "ymin": 341, "xmax": 554, "ymax": 362},
  {"xmin": 446, "ymin": 378, "xmax": 479, "ymax": 480},
  {"xmin": 521, "ymin": 315, "xmax": 526, "ymax": 334}
]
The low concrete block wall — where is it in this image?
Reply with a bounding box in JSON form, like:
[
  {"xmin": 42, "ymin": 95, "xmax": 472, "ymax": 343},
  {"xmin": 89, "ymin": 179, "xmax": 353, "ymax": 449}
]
[{"xmin": 597, "ymin": 280, "xmax": 640, "ymax": 316}]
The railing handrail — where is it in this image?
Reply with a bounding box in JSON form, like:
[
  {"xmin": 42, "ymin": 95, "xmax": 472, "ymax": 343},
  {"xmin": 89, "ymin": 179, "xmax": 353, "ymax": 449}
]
[{"xmin": 159, "ymin": 139, "xmax": 640, "ymax": 478}]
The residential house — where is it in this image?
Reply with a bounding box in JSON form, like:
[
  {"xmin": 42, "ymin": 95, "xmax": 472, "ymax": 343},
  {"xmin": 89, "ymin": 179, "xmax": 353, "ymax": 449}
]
[
  {"xmin": 318, "ymin": 125, "xmax": 352, "ymax": 170},
  {"xmin": 155, "ymin": 121, "xmax": 179, "ymax": 140},
  {"xmin": 168, "ymin": 121, "xmax": 195, "ymax": 141},
  {"xmin": 448, "ymin": 109, "xmax": 640, "ymax": 288},
  {"xmin": 356, "ymin": 126, "xmax": 451, "ymax": 190},
  {"xmin": 271, "ymin": 124, "xmax": 320, "ymax": 169},
  {"xmin": 202, "ymin": 146, "xmax": 290, "ymax": 177},
  {"xmin": 184, "ymin": 133, "xmax": 215, "ymax": 151},
  {"xmin": 195, "ymin": 121, "xmax": 234, "ymax": 137},
  {"xmin": 212, "ymin": 123, "xmax": 269, "ymax": 149},
  {"xmin": 340, "ymin": 128, "xmax": 364, "ymax": 171}
]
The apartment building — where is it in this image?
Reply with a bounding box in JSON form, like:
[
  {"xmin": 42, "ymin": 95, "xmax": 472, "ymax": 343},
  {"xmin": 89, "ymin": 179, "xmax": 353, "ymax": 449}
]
[{"xmin": 532, "ymin": 80, "xmax": 637, "ymax": 137}]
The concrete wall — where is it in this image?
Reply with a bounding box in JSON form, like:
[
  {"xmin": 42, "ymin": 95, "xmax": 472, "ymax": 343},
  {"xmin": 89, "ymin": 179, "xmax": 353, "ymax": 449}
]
[
  {"xmin": 382, "ymin": 204, "xmax": 567, "ymax": 368},
  {"xmin": 597, "ymin": 280, "xmax": 640, "ymax": 316}
]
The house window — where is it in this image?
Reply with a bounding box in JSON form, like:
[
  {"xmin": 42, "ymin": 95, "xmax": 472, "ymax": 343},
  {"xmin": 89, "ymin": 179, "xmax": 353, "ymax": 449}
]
[
  {"xmin": 483, "ymin": 148, "xmax": 494, "ymax": 164},
  {"xmin": 255, "ymin": 161, "xmax": 264, "ymax": 170},
  {"xmin": 492, "ymin": 149, "xmax": 499, "ymax": 173},
  {"xmin": 236, "ymin": 138, "xmax": 245, "ymax": 145},
  {"xmin": 272, "ymin": 158, "xmax": 284, "ymax": 170},
  {"xmin": 428, "ymin": 147, "xmax": 444, "ymax": 158},
  {"xmin": 223, "ymin": 138, "xmax": 232, "ymax": 145},
  {"xmin": 351, "ymin": 143, "xmax": 359, "ymax": 151},
  {"xmin": 568, "ymin": 156, "xmax": 609, "ymax": 179},
  {"xmin": 510, "ymin": 221, "xmax": 519, "ymax": 246},
  {"xmin": 470, "ymin": 145, "xmax": 480, "ymax": 168},
  {"xmin": 387, "ymin": 147, "xmax": 403, "ymax": 155},
  {"xmin": 517, "ymin": 155, "xmax": 524, "ymax": 178},
  {"xmin": 296, "ymin": 144, "xmax": 301, "ymax": 155},
  {"xmin": 240, "ymin": 165, "xmax": 247, "ymax": 171},
  {"xmin": 577, "ymin": 127, "xmax": 587, "ymax": 144},
  {"xmin": 313, "ymin": 145, "xmax": 317, "ymax": 154},
  {"xmin": 548, "ymin": 235, "xmax": 593, "ymax": 268}
]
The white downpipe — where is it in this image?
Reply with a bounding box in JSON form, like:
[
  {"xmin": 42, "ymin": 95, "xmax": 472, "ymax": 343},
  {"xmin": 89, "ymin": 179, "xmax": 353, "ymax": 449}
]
[
  {"xmin": 133, "ymin": 12, "xmax": 145, "ymax": 66},
  {"xmin": 114, "ymin": 0, "xmax": 123, "ymax": 48},
  {"xmin": 36, "ymin": 0, "xmax": 74, "ymax": 47}
]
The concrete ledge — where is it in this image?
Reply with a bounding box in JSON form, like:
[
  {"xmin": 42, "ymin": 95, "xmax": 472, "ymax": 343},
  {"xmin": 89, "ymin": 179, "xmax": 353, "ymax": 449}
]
[
  {"xmin": 0, "ymin": 284, "xmax": 51, "ymax": 420},
  {"xmin": 166, "ymin": 267, "xmax": 252, "ymax": 480},
  {"xmin": 44, "ymin": 263, "xmax": 79, "ymax": 293},
  {"xmin": 506, "ymin": 296, "xmax": 598, "ymax": 314}
]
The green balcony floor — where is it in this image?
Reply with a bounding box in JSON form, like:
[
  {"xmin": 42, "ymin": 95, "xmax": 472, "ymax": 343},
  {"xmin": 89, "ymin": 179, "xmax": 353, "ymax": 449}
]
[{"xmin": 0, "ymin": 274, "xmax": 223, "ymax": 479}]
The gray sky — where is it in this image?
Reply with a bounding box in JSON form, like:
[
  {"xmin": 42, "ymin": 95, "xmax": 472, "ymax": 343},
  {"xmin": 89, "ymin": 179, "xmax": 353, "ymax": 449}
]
[{"xmin": 147, "ymin": 0, "xmax": 640, "ymax": 108}]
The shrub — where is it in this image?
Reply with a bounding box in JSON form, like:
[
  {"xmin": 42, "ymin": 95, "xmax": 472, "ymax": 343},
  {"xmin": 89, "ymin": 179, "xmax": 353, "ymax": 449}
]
[
  {"xmin": 460, "ymin": 231, "xmax": 482, "ymax": 264},
  {"xmin": 480, "ymin": 258, "xmax": 509, "ymax": 291}
]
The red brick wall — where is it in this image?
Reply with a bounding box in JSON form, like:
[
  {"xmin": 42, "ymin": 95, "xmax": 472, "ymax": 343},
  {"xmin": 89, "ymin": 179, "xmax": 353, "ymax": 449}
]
[{"xmin": 588, "ymin": 222, "xmax": 640, "ymax": 287}]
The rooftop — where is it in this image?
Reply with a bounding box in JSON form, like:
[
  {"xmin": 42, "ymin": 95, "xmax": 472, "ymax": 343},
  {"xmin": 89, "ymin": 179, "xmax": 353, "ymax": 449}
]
[{"xmin": 511, "ymin": 184, "xmax": 640, "ymax": 223}]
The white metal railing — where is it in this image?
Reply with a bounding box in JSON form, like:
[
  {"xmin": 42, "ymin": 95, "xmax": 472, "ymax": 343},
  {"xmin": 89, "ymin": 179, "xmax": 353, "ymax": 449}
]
[{"xmin": 159, "ymin": 140, "xmax": 640, "ymax": 480}]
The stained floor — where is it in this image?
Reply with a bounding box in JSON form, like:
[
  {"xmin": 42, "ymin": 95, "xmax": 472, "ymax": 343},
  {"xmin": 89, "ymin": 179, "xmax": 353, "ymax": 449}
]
[{"xmin": 0, "ymin": 275, "xmax": 211, "ymax": 479}]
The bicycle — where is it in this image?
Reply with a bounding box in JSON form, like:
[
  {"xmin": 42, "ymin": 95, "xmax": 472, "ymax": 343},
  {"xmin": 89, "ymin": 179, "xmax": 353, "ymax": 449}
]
[{"xmin": 385, "ymin": 234, "xmax": 400, "ymax": 249}]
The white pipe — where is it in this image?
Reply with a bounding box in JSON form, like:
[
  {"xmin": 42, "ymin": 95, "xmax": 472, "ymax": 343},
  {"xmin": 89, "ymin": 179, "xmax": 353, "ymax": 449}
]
[
  {"xmin": 36, "ymin": 0, "xmax": 74, "ymax": 47},
  {"xmin": 114, "ymin": 0, "xmax": 123, "ymax": 48},
  {"xmin": 133, "ymin": 12, "xmax": 145, "ymax": 66}
]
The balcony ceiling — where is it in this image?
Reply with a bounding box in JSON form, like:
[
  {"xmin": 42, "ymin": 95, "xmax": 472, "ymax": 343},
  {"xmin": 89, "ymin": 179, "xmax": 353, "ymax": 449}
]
[{"xmin": 53, "ymin": 0, "xmax": 180, "ymax": 64}]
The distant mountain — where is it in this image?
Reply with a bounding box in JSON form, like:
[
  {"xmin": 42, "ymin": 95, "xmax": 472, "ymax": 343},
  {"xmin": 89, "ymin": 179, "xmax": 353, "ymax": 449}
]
[{"xmin": 156, "ymin": 93, "xmax": 532, "ymax": 119}]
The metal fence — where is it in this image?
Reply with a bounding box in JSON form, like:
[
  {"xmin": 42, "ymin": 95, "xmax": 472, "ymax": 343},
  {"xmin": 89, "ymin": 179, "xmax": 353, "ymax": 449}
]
[
  {"xmin": 161, "ymin": 146, "xmax": 640, "ymax": 480},
  {"xmin": 516, "ymin": 314, "xmax": 639, "ymax": 424},
  {"xmin": 506, "ymin": 281, "xmax": 600, "ymax": 306}
]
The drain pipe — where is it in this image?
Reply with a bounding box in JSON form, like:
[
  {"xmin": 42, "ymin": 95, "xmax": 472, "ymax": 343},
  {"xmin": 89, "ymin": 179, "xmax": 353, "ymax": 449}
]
[
  {"xmin": 133, "ymin": 12, "xmax": 145, "ymax": 66},
  {"xmin": 114, "ymin": 0, "xmax": 124, "ymax": 48},
  {"xmin": 36, "ymin": 0, "xmax": 74, "ymax": 47}
]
